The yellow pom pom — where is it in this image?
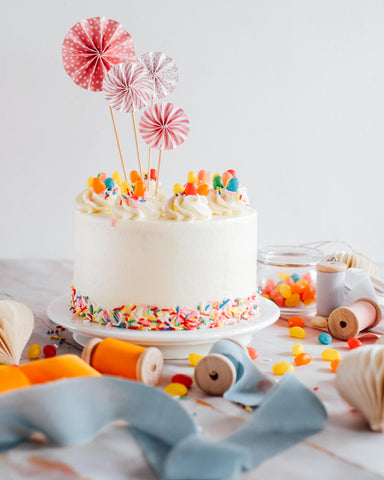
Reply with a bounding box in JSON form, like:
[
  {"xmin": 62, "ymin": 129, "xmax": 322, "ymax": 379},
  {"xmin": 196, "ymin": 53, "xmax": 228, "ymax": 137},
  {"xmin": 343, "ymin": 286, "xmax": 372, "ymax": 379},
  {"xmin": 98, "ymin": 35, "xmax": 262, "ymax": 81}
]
[
  {"xmin": 187, "ymin": 171, "xmax": 198, "ymax": 183},
  {"xmin": 164, "ymin": 382, "xmax": 188, "ymax": 397},
  {"xmin": 121, "ymin": 181, "xmax": 132, "ymax": 195},
  {"xmin": 87, "ymin": 177, "xmax": 94, "ymax": 189},
  {"xmin": 173, "ymin": 183, "xmax": 185, "ymax": 195},
  {"xmin": 112, "ymin": 171, "xmax": 122, "ymax": 186}
]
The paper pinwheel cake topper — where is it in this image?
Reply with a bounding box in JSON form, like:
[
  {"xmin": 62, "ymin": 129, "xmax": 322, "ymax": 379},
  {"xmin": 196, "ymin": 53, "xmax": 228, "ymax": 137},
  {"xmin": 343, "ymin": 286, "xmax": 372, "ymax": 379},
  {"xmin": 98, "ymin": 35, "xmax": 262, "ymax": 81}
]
[
  {"xmin": 138, "ymin": 52, "xmax": 178, "ymax": 100},
  {"xmin": 103, "ymin": 61, "xmax": 153, "ymax": 178},
  {"xmin": 139, "ymin": 103, "xmax": 189, "ymax": 195},
  {"xmin": 62, "ymin": 17, "xmax": 135, "ymax": 92}
]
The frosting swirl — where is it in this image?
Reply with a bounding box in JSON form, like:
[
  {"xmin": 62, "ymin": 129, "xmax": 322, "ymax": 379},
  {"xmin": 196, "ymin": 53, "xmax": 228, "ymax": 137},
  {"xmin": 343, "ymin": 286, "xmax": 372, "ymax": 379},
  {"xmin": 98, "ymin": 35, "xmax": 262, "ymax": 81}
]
[
  {"xmin": 76, "ymin": 189, "xmax": 115, "ymax": 214},
  {"xmin": 164, "ymin": 195, "xmax": 212, "ymax": 221},
  {"xmin": 207, "ymin": 189, "xmax": 245, "ymax": 215},
  {"xmin": 112, "ymin": 195, "xmax": 161, "ymax": 220}
]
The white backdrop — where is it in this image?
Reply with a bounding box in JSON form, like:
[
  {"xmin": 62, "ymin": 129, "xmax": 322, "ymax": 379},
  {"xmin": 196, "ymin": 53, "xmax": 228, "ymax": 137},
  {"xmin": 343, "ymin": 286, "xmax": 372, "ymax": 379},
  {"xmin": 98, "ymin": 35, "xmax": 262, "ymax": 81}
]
[{"xmin": 1, "ymin": 0, "xmax": 383, "ymax": 261}]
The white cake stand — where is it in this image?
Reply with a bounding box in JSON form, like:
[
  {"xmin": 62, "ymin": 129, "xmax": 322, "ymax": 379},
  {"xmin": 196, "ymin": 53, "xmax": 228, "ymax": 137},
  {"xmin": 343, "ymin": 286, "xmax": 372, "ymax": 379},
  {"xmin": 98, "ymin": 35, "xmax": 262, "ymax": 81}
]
[{"xmin": 47, "ymin": 296, "xmax": 280, "ymax": 359}]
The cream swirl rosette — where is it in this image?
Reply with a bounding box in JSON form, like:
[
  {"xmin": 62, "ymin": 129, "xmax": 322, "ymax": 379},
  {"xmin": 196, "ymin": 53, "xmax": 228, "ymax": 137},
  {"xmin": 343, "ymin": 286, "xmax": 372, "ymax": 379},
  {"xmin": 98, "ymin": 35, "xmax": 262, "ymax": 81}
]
[
  {"xmin": 112, "ymin": 195, "xmax": 162, "ymax": 220},
  {"xmin": 207, "ymin": 189, "xmax": 246, "ymax": 215},
  {"xmin": 76, "ymin": 189, "xmax": 115, "ymax": 214},
  {"xmin": 164, "ymin": 194, "xmax": 212, "ymax": 221}
]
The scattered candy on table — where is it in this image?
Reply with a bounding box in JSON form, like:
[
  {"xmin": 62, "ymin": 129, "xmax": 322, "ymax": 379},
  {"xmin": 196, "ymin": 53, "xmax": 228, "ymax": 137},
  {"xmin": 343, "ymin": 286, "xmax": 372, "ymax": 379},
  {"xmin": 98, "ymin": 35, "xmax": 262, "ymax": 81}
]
[
  {"xmin": 189, "ymin": 353, "xmax": 204, "ymax": 366},
  {"xmin": 164, "ymin": 382, "xmax": 188, "ymax": 397},
  {"xmin": 247, "ymin": 346, "xmax": 259, "ymax": 360},
  {"xmin": 292, "ymin": 343, "xmax": 305, "ymax": 356},
  {"xmin": 43, "ymin": 345, "xmax": 57, "ymax": 358},
  {"xmin": 287, "ymin": 316, "xmax": 305, "ymax": 328},
  {"xmin": 273, "ymin": 362, "xmax": 295, "ymax": 375},
  {"xmin": 289, "ymin": 326, "xmax": 306, "ymax": 339},
  {"xmin": 318, "ymin": 332, "xmax": 332, "ymax": 345},
  {"xmin": 171, "ymin": 373, "xmax": 193, "ymax": 389},
  {"xmin": 321, "ymin": 348, "xmax": 340, "ymax": 362},
  {"xmin": 28, "ymin": 344, "xmax": 41, "ymax": 360},
  {"xmin": 294, "ymin": 353, "xmax": 312, "ymax": 366},
  {"xmin": 347, "ymin": 337, "xmax": 362, "ymax": 349}
]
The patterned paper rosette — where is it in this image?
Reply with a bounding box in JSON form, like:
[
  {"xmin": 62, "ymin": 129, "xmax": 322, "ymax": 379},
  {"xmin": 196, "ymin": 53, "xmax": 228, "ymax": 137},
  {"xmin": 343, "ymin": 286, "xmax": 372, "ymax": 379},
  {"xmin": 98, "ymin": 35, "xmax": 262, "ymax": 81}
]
[
  {"xmin": 103, "ymin": 61, "xmax": 153, "ymax": 113},
  {"xmin": 62, "ymin": 17, "xmax": 135, "ymax": 92},
  {"xmin": 139, "ymin": 103, "xmax": 190, "ymax": 150},
  {"xmin": 138, "ymin": 52, "xmax": 178, "ymax": 99}
]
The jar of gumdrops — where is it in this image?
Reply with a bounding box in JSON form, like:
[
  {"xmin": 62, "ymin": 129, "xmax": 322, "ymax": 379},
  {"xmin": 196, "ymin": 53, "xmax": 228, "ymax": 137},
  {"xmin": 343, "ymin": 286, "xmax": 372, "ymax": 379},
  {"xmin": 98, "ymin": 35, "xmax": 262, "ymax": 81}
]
[{"xmin": 257, "ymin": 245, "xmax": 323, "ymax": 318}]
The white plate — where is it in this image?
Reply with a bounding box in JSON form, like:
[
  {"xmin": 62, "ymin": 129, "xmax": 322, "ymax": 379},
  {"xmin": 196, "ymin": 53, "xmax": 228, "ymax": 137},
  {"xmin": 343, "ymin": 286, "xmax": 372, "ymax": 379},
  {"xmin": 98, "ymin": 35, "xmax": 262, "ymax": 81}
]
[{"xmin": 47, "ymin": 296, "xmax": 280, "ymax": 359}]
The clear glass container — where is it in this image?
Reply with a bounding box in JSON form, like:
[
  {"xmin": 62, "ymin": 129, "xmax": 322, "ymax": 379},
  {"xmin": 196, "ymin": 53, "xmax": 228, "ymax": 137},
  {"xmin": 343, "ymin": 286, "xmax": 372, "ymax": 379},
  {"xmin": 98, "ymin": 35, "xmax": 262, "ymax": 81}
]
[{"xmin": 257, "ymin": 245, "xmax": 324, "ymax": 318}]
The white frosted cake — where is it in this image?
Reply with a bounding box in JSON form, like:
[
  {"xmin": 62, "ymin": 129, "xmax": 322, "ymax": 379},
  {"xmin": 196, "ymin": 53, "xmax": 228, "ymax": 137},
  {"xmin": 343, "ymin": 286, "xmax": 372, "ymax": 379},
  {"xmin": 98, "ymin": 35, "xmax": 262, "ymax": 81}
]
[{"xmin": 71, "ymin": 169, "xmax": 258, "ymax": 330}]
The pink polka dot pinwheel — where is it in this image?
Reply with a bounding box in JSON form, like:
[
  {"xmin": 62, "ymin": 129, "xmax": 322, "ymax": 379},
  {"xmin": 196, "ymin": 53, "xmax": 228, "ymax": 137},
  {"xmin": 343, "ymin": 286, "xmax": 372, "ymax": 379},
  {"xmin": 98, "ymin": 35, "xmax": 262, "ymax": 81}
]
[
  {"xmin": 139, "ymin": 103, "xmax": 190, "ymax": 151},
  {"xmin": 103, "ymin": 61, "xmax": 153, "ymax": 112},
  {"xmin": 62, "ymin": 17, "xmax": 135, "ymax": 92},
  {"xmin": 138, "ymin": 52, "xmax": 178, "ymax": 99}
]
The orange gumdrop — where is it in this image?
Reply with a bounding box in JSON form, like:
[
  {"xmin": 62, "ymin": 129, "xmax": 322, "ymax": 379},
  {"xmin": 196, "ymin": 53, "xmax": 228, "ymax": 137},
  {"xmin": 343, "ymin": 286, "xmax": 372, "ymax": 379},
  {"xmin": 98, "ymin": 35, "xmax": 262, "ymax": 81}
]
[
  {"xmin": 330, "ymin": 358, "xmax": 340, "ymax": 372},
  {"xmin": 302, "ymin": 285, "xmax": 315, "ymax": 302},
  {"xmin": 130, "ymin": 170, "xmax": 141, "ymax": 183},
  {"xmin": 185, "ymin": 183, "xmax": 197, "ymax": 196},
  {"xmin": 287, "ymin": 316, "xmax": 305, "ymax": 327},
  {"xmin": 197, "ymin": 184, "xmax": 210, "ymax": 196},
  {"xmin": 291, "ymin": 282, "xmax": 305, "ymax": 295},
  {"xmin": 134, "ymin": 180, "xmax": 146, "ymax": 197},
  {"xmin": 92, "ymin": 177, "xmax": 106, "ymax": 194}
]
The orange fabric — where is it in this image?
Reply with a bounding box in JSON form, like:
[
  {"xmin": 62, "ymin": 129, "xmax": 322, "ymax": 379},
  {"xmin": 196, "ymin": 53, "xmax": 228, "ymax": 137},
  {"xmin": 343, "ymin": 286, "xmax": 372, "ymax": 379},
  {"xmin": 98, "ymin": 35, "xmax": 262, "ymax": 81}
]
[
  {"xmin": 91, "ymin": 338, "xmax": 145, "ymax": 380},
  {"xmin": 19, "ymin": 354, "xmax": 100, "ymax": 384},
  {"xmin": 0, "ymin": 365, "xmax": 31, "ymax": 394}
]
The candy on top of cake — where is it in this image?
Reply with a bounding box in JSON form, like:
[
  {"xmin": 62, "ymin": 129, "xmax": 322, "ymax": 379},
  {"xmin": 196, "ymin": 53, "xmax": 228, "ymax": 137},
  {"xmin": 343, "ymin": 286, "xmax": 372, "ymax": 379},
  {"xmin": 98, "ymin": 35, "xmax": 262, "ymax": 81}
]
[{"xmin": 76, "ymin": 168, "xmax": 249, "ymax": 220}]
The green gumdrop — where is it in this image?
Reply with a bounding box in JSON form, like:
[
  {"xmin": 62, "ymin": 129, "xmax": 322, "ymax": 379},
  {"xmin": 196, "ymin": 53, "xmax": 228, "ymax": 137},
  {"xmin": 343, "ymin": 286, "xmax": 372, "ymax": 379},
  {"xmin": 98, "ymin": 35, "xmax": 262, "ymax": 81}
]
[{"xmin": 213, "ymin": 175, "xmax": 224, "ymax": 190}]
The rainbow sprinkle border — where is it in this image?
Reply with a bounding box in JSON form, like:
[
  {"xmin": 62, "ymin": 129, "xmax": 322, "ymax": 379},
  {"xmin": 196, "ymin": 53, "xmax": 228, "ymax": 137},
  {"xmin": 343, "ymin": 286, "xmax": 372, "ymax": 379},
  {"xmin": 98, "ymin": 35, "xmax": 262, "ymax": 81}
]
[{"xmin": 70, "ymin": 286, "xmax": 259, "ymax": 331}]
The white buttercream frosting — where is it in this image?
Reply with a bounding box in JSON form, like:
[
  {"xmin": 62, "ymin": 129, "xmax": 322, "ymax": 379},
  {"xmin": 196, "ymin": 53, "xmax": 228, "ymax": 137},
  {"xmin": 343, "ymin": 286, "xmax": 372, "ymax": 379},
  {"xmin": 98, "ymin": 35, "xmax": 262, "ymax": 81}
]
[
  {"xmin": 112, "ymin": 195, "xmax": 162, "ymax": 220},
  {"xmin": 207, "ymin": 189, "xmax": 246, "ymax": 215},
  {"xmin": 164, "ymin": 195, "xmax": 212, "ymax": 221},
  {"xmin": 76, "ymin": 189, "xmax": 115, "ymax": 214}
]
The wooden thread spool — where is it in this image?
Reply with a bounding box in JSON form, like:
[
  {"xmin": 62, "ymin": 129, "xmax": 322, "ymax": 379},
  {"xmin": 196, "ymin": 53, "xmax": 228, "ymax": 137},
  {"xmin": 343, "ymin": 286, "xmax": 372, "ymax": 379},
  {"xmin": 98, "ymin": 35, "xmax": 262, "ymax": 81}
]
[
  {"xmin": 194, "ymin": 339, "xmax": 247, "ymax": 396},
  {"xmin": 316, "ymin": 261, "xmax": 346, "ymax": 317},
  {"xmin": 81, "ymin": 338, "xmax": 163, "ymax": 386},
  {"xmin": 328, "ymin": 298, "xmax": 382, "ymax": 340},
  {"xmin": 19, "ymin": 354, "xmax": 100, "ymax": 385}
]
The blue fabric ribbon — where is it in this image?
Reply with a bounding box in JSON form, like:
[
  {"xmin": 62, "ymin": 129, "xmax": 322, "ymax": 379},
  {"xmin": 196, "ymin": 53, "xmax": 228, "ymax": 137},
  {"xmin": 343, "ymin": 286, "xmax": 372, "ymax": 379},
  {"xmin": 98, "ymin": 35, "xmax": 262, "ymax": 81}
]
[{"xmin": 0, "ymin": 346, "xmax": 327, "ymax": 480}]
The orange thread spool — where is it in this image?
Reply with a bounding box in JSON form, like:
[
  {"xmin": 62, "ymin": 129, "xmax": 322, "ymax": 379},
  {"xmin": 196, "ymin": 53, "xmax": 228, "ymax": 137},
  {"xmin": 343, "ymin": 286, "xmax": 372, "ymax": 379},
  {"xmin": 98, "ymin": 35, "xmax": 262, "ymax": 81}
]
[
  {"xmin": 0, "ymin": 365, "xmax": 31, "ymax": 394},
  {"xmin": 19, "ymin": 354, "xmax": 100, "ymax": 385},
  {"xmin": 328, "ymin": 298, "xmax": 382, "ymax": 340},
  {"xmin": 81, "ymin": 338, "xmax": 163, "ymax": 386}
]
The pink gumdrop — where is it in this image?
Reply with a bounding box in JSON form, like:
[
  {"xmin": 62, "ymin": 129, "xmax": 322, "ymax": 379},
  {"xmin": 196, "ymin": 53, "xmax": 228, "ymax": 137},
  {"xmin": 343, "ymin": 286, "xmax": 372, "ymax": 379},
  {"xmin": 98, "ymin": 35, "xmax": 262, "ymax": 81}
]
[
  {"xmin": 303, "ymin": 272, "xmax": 313, "ymax": 283},
  {"xmin": 284, "ymin": 278, "xmax": 294, "ymax": 286},
  {"xmin": 98, "ymin": 172, "xmax": 107, "ymax": 182},
  {"xmin": 197, "ymin": 170, "xmax": 206, "ymax": 183},
  {"xmin": 222, "ymin": 171, "xmax": 233, "ymax": 187},
  {"xmin": 227, "ymin": 169, "xmax": 236, "ymax": 177}
]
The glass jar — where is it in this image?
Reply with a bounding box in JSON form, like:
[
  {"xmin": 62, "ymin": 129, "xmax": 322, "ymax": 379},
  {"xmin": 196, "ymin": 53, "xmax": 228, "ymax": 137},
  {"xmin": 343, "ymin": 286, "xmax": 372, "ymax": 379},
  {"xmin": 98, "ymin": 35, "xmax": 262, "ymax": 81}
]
[{"xmin": 257, "ymin": 245, "xmax": 323, "ymax": 318}]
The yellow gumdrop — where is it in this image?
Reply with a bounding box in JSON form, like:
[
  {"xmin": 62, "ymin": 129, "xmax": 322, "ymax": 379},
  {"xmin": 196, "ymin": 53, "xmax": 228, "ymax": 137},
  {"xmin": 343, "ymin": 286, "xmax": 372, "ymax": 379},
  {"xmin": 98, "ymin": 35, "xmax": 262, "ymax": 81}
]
[
  {"xmin": 278, "ymin": 271, "xmax": 291, "ymax": 281},
  {"xmin": 189, "ymin": 352, "xmax": 203, "ymax": 366},
  {"xmin": 87, "ymin": 177, "xmax": 94, "ymax": 189},
  {"xmin": 292, "ymin": 343, "xmax": 305, "ymax": 356},
  {"xmin": 173, "ymin": 183, "xmax": 185, "ymax": 195},
  {"xmin": 121, "ymin": 181, "xmax": 132, "ymax": 195},
  {"xmin": 280, "ymin": 284, "xmax": 292, "ymax": 299},
  {"xmin": 164, "ymin": 382, "xmax": 188, "ymax": 397},
  {"xmin": 187, "ymin": 171, "xmax": 198, "ymax": 183},
  {"xmin": 321, "ymin": 349, "xmax": 341, "ymax": 362},
  {"xmin": 289, "ymin": 326, "xmax": 306, "ymax": 339},
  {"xmin": 28, "ymin": 344, "xmax": 41, "ymax": 360},
  {"xmin": 285, "ymin": 293, "xmax": 300, "ymax": 307},
  {"xmin": 273, "ymin": 362, "xmax": 295, "ymax": 375},
  {"xmin": 112, "ymin": 171, "xmax": 122, "ymax": 186}
]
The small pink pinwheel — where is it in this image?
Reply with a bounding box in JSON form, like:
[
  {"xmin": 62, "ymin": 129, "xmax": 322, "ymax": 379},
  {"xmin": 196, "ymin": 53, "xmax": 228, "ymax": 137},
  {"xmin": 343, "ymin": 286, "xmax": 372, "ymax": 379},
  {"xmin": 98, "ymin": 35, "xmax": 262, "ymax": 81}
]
[
  {"xmin": 139, "ymin": 103, "xmax": 189, "ymax": 151},
  {"xmin": 103, "ymin": 61, "xmax": 153, "ymax": 112},
  {"xmin": 62, "ymin": 17, "xmax": 135, "ymax": 92},
  {"xmin": 138, "ymin": 52, "xmax": 178, "ymax": 99}
]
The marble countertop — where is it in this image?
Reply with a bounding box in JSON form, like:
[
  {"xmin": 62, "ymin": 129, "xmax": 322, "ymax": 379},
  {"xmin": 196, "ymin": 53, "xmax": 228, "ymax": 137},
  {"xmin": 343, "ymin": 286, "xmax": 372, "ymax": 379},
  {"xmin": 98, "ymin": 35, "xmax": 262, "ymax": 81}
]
[{"xmin": 1, "ymin": 259, "xmax": 384, "ymax": 480}]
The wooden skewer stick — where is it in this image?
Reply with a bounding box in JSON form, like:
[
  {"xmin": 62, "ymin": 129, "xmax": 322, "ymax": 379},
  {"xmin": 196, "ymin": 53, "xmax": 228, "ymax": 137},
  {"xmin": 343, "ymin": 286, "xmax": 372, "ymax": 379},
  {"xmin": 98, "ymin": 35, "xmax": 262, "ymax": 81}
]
[
  {"xmin": 109, "ymin": 106, "xmax": 128, "ymax": 182},
  {"xmin": 155, "ymin": 150, "xmax": 162, "ymax": 197},
  {"xmin": 146, "ymin": 97, "xmax": 155, "ymax": 192},
  {"xmin": 131, "ymin": 112, "xmax": 143, "ymax": 179}
]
